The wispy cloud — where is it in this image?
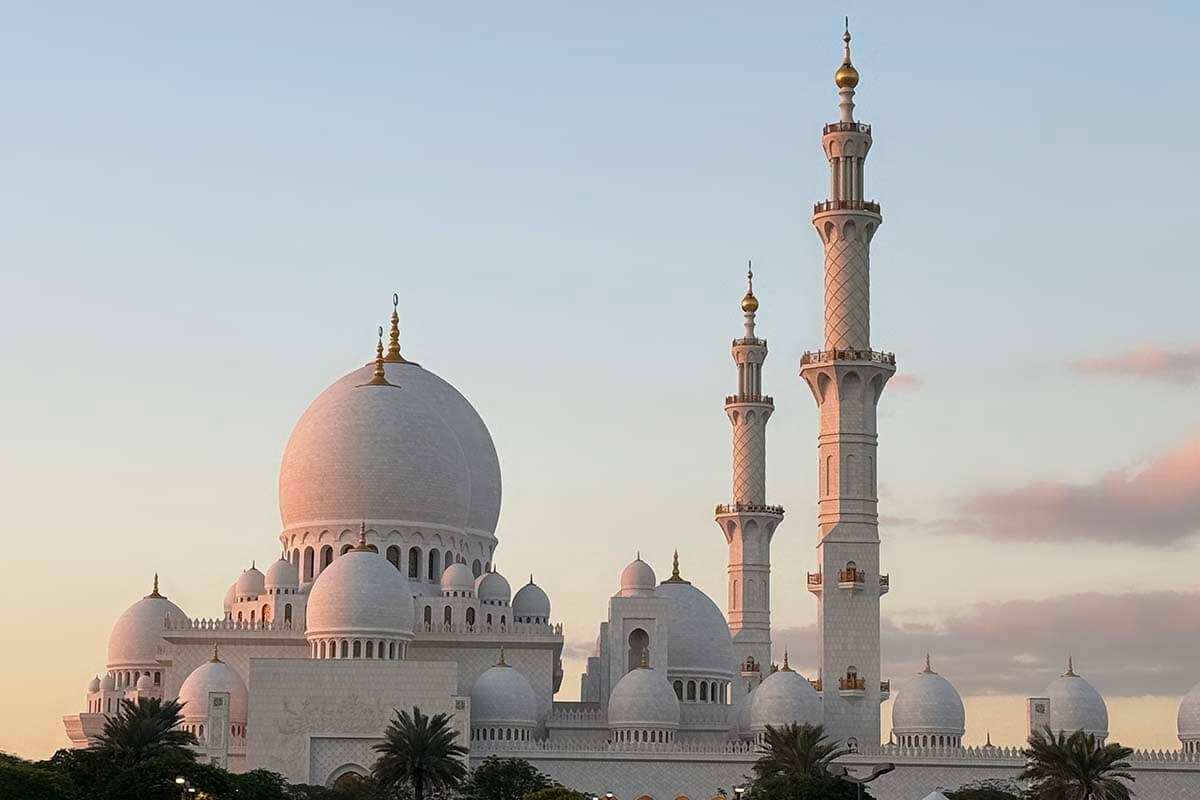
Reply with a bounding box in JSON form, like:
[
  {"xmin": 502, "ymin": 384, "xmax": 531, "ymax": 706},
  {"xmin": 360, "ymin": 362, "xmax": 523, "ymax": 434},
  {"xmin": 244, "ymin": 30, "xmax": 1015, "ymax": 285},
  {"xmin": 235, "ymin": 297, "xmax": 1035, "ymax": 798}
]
[
  {"xmin": 888, "ymin": 373, "xmax": 922, "ymax": 390},
  {"xmin": 774, "ymin": 590, "xmax": 1200, "ymax": 698},
  {"xmin": 935, "ymin": 433, "xmax": 1200, "ymax": 545},
  {"xmin": 1072, "ymin": 345, "xmax": 1200, "ymax": 385}
]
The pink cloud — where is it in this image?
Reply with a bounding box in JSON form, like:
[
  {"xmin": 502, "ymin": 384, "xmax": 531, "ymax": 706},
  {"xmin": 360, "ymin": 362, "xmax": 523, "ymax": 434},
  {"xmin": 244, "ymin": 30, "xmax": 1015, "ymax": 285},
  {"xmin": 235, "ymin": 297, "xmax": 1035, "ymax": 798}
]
[
  {"xmin": 774, "ymin": 590, "xmax": 1200, "ymax": 698},
  {"xmin": 942, "ymin": 433, "xmax": 1200, "ymax": 544},
  {"xmin": 888, "ymin": 373, "xmax": 922, "ymax": 389},
  {"xmin": 1072, "ymin": 345, "xmax": 1200, "ymax": 385}
]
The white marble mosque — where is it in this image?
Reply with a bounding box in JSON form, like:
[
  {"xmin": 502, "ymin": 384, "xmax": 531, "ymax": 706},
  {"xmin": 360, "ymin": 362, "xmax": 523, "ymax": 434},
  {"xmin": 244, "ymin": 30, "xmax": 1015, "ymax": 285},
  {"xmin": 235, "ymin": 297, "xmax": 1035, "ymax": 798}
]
[{"xmin": 62, "ymin": 27, "xmax": 1200, "ymax": 800}]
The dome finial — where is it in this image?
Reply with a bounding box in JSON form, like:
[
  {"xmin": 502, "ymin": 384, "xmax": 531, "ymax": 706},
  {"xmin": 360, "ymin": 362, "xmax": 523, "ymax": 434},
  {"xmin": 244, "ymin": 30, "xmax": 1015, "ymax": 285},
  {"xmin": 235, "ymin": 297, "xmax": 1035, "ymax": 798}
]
[
  {"xmin": 663, "ymin": 549, "xmax": 691, "ymax": 584},
  {"xmin": 782, "ymin": 650, "xmax": 792, "ymax": 671},
  {"xmin": 497, "ymin": 647, "xmax": 507, "ymax": 666},
  {"xmin": 741, "ymin": 260, "xmax": 759, "ymax": 313},
  {"xmin": 384, "ymin": 292, "xmax": 410, "ymax": 363},
  {"xmin": 151, "ymin": 573, "xmax": 161, "ymax": 597},
  {"xmin": 835, "ymin": 18, "xmax": 860, "ymax": 89},
  {"xmin": 923, "ymin": 652, "xmax": 934, "ymax": 674},
  {"xmin": 1065, "ymin": 655, "xmax": 1077, "ymax": 677},
  {"xmin": 210, "ymin": 642, "xmax": 221, "ymax": 663},
  {"xmin": 639, "ymin": 648, "xmax": 650, "ymax": 669},
  {"xmin": 354, "ymin": 521, "xmax": 371, "ymax": 551},
  {"xmin": 985, "ymin": 730, "xmax": 993, "ymax": 747},
  {"xmin": 360, "ymin": 326, "xmax": 397, "ymax": 388}
]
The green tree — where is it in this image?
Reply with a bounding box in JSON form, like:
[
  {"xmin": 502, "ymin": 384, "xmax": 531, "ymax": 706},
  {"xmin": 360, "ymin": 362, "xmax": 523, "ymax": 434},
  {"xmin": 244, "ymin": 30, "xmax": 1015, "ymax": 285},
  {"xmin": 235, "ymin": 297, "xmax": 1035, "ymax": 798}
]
[
  {"xmin": 90, "ymin": 697, "xmax": 197, "ymax": 770},
  {"xmin": 523, "ymin": 787, "xmax": 592, "ymax": 800},
  {"xmin": 459, "ymin": 757, "xmax": 552, "ymax": 800},
  {"xmin": 753, "ymin": 723, "xmax": 848, "ymax": 782},
  {"xmin": 1020, "ymin": 726, "xmax": 1134, "ymax": 800},
  {"xmin": 370, "ymin": 706, "xmax": 468, "ymax": 800},
  {"xmin": 946, "ymin": 777, "xmax": 1025, "ymax": 800},
  {"xmin": 0, "ymin": 752, "xmax": 77, "ymax": 800},
  {"xmin": 743, "ymin": 772, "xmax": 869, "ymax": 800}
]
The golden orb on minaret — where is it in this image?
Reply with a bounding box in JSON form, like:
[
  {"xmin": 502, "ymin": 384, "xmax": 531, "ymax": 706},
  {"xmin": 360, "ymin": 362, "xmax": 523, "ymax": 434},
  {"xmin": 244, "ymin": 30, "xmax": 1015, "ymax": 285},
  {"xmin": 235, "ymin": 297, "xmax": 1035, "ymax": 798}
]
[{"xmin": 835, "ymin": 25, "xmax": 860, "ymax": 89}]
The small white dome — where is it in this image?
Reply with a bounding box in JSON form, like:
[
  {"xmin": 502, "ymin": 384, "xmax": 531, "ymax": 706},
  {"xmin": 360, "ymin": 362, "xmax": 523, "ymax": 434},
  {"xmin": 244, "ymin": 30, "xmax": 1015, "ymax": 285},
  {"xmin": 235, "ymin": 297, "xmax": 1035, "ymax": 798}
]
[
  {"xmin": 107, "ymin": 580, "xmax": 189, "ymax": 668},
  {"xmin": 891, "ymin": 658, "xmax": 965, "ymax": 737},
  {"xmin": 1178, "ymin": 682, "xmax": 1200, "ymax": 741},
  {"xmin": 476, "ymin": 571, "xmax": 511, "ymax": 605},
  {"xmin": 264, "ymin": 557, "xmax": 298, "ymax": 590},
  {"xmin": 135, "ymin": 674, "xmax": 154, "ymax": 692},
  {"xmin": 100, "ymin": 674, "xmax": 115, "ymax": 691},
  {"xmin": 306, "ymin": 544, "xmax": 416, "ymax": 640},
  {"xmin": 470, "ymin": 654, "xmax": 537, "ymax": 727},
  {"xmin": 235, "ymin": 565, "xmax": 265, "ymax": 599},
  {"xmin": 440, "ymin": 562, "xmax": 476, "ymax": 595},
  {"xmin": 87, "ymin": 677, "xmax": 101, "ymax": 693},
  {"xmin": 751, "ymin": 662, "xmax": 822, "ymax": 732},
  {"xmin": 223, "ymin": 580, "xmax": 237, "ymax": 613},
  {"xmin": 619, "ymin": 558, "xmax": 656, "ymax": 597},
  {"xmin": 657, "ymin": 564, "xmax": 735, "ymax": 680},
  {"xmin": 512, "ymin": 578, "xmax": 550, "ymax": 622},
  {"xmin": 178, "ymin": 650, "xmax": 248, "ymax": 723},
  {"xmin": 608, "ymin": 665, "xmax": 680, "ymax": 729},
  {"xmin": 1046, "ymin": 661, "xmax": 1108, "ymax": 739}
]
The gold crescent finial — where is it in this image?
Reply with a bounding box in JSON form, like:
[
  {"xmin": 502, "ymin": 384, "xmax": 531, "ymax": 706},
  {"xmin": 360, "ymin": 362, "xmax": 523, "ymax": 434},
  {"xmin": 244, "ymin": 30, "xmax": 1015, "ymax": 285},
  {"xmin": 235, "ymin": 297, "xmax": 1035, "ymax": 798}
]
[
  {"xmin": 923, "ymin": 653, "xmax": 935, "ymax": 674},
  {"xmin": 361, "ymin": 326, "xmax": 397, "ymax": 387},
  {"xmin": 782, "ymin": 651, "xmax": 791, "ymax": 671},
  {"xmin": 663, "ymin": 549, "xmax": 691, "ymax": 584},
  {"xmin": 385, "ymin": 293, "xmax": 407, "ymax": 363},
  {"xmin": 741, "ymin": 260, "xmax": 759, "ymax": 313},
  {"xmin": 149, "ymin": 573, "xmax": 161, "ymax": 598},
  {"xmin": 835, "ymin": 19, "xmax": 860, "ymax": 89},
  {"xmin": 640, "ymin": 648, "xmax": 650, "ymax": 668},
  {"xmin": 1065, "ymin": 655, "xmax": 1076, "ymax": 676},
  {"xmin": 354, "ymin": 521, "xmax": 371, "ymax": 551},
  {"xmin": 497, "ymin": 647, "xmax": 507, "ymax": 666},
  {"xmin": 210, "ymin": 642, "xmax": 221, "ymax": 663}
]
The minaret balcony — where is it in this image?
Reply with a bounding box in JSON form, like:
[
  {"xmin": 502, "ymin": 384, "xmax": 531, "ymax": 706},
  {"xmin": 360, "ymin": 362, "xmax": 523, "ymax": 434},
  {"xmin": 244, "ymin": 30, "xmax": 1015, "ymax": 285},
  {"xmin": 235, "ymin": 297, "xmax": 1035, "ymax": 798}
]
[
  {"xmin": 800, "ymin": 348, "xmax": 896, "ymax": 367},
  {"xmin": 823, "ymin": 120, "xmax": 871, "ymax": 135},
  {"xmin": 810, "ymin": 677, "xmax": 822, "ymax": 691},
  {"xmin": 837, "ymin": 675, "xmax": 867, "ymax": 697},
  {"xmin": 813, "ymin": 199, "xmax": 881, "ymax": 215},
  {"xmin": 879, "ymin": 574, "xmax": 890, "ymax": 596},
  {"xmin": 880, "ymin": 680, "xmax": 891, "ymax": 699},
  {"xmin": 724, "ymin": 394, "xmax": 774, "ymax": 406},
  {"xmin": 806, "ymin": 572, "xmax": 823, "ymax": 594},
  {"xmin": 837, "ymin": 568, "xmax": 866, "ymax": 591},
  {"xmin": 714, "ymin": 502, "xmax": 785, "ymax": 517}
]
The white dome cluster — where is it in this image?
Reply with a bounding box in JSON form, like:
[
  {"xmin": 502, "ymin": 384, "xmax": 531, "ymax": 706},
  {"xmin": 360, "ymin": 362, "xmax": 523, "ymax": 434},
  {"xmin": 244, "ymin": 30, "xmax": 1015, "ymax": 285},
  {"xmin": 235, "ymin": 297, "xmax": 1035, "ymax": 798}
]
[
  {"xmin": 476, "ymin": 570, "xmax": 511, "ymax": 606},
  {"xmin": 177, "ymin": 646, "xmax": 249, "ymax": 742},
  {"xmin": 440, "ymin": 562, "xmax": 476, "ymax": 596},
  {"xmin": 234, "ymin": 565, "xmax": 265, "ymax": 601},
  {"xmin": 657, "ymin": 562, "xmax": 735, "ymax": 684},
  {"xmin": 470, "ymin": 650, "xmax": 538, "ymax": 744},
  {"xmin": 278, "ymin": 361, "xmax": 501, "ymax": 537},
  {"xmin": 1178, "ymin": 682, "xmax": 1200, "ymax": 753},
  {"xmin": 264, "ymin": 557, "xmax": 298, "ymax": 593},
  {"xmin": 107, "ymin": 576, "xmax": 189, "ymax": 669},
  {"xmin": 619, "ymin": 557, "xmax": 656, "ymax": 597},
  {"xmin": 306, "ymin": 532, "xmax": 416, "ymax": 660},
  {"xmin": 608, "ymin": 658, "xmax": 680, "ymax": 744},
  {"xmin": 891, "ymin": 655, "xmax": 965, "ymax": 748},
  {"xmin": 512, "ymin": 577, "xmax": 551, "ymax": 624},
  {"xmin": 750, "ymin": 655, "xmax": 822, "ymax": 737}
]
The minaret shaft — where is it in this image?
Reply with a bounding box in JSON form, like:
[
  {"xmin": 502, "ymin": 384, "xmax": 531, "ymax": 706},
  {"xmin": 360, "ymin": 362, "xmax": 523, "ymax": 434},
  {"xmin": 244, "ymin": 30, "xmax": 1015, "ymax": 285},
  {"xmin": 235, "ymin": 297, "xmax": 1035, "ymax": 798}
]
[
  {"xmin": 800, "ymin": 26, "xmax": 895, "ymax": 748},
  {"xmin": 717, "ymin": 270, "xmax": 783, "ymax": 694}
]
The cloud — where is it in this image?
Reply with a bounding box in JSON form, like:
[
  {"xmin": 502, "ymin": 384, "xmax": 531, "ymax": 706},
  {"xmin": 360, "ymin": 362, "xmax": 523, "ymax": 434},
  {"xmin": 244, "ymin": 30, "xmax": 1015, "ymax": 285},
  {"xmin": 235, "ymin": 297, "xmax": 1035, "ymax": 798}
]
[
  {"xmin": 773, "ymin": 590, "xmax": 1200, "ymax": 698},
  {"xmin": 1072, "ymin": 345, "xmax": 1200, "ymax": 385},
  {"xmin": 939, "ymin": 433, "xmax": 1200, "ymax": 545},
  {"xmin": 888, "ymin": 373, "xmax": 922, "ymax": 389}
]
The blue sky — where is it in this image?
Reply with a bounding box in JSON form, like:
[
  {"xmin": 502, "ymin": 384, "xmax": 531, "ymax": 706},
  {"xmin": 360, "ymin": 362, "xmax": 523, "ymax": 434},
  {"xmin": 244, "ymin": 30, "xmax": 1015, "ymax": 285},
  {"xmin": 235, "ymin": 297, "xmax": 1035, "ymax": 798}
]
[{"xmin": 1, "ymin": 1, "xmax": 1198, "ymax": 757}]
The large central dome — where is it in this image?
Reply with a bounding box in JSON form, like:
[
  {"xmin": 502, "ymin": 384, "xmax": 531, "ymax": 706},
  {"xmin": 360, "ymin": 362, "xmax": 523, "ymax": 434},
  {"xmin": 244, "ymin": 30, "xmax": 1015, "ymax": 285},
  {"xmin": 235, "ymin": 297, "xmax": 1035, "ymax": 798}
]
[{"xmin": 279, "ymin": 360, "xmax": 501, "ymax": 537}]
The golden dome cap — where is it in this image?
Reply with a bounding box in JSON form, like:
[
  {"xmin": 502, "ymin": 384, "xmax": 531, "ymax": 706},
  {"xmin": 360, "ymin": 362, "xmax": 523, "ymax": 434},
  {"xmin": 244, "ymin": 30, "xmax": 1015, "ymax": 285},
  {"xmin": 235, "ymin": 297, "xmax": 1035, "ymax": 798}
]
[
  {"xmin": 741, "ymin": 263, "xmax": 759, "ymax": 312},
  {"xmin": 835, "ymin": 22, "xmax": 859, "ymax": 89}
]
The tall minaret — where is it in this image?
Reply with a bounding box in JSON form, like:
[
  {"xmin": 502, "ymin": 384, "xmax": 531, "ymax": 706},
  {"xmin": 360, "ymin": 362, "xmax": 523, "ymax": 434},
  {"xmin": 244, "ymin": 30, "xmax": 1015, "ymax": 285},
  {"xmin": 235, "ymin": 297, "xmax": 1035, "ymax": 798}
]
[
  {"xmin": 799, "ymin": 22, "xmax": 895, "ymax": 748},
  {"xmin": 716, "ymin": 264, "xmax": 784, "ymax": 693}
]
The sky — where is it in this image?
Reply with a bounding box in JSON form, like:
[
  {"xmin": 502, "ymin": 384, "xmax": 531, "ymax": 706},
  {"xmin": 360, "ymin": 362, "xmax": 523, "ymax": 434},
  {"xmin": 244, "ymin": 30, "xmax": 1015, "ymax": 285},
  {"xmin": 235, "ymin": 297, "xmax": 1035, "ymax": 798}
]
[{"xmin": 1, "ymin": 1, "xmax": 1198, "ymax": 759}]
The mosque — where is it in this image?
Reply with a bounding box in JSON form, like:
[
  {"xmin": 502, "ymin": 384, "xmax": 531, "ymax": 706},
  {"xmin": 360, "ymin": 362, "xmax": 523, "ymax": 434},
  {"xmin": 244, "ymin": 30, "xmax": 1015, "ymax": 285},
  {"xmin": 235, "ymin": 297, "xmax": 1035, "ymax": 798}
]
[{"xmin": 62, "ymin": 27, "xmax": 1200, "ymax": 800}]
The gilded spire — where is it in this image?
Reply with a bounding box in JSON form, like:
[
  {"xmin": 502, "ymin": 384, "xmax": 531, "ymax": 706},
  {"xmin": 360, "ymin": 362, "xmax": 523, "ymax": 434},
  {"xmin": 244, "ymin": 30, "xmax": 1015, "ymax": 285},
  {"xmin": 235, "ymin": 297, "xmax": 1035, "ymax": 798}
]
[
  {"xmin": 741, "ymin": 261, "xmax": 759, "ymax": 313},
  {"xmin": 639, "ymin": 648, "xmax": 650, "ymax": 669},
  {"xmin": 497, "ymin": 647, "xmax": 507, "ymax": 666},
  {"xmin": 384, "ymin": 293, "xmax": 409, "ymax": 363},
  {"xmin": 359, "ymin": 326, "xmax": 396, "ymax": 388},
  {"xmin": 354, "ymin": 521, "xmax": 371, "ymax": 551},
  {"xmin": 147, "ymin": 573, "xmax": 162, "ymax": 598},
  {"xmin": 1065, "ymin": 656, "xmax": 1077, "ymax": 677},
  {"xmin": 210, "ymin": 642, "xmax": 222, "ymax": 663},
  {"xmin": 663, "ymin": 549, "xmax": 691, "ymax": 584},
  {"xmin": 835, "ymin": 18, "xmax": 860, "ymax": 89},
  {"xmin": 922, "ymin": 653, "xmax": 934, "ymax": 674},
  {"xmin": 781, "ymin": 651, "xmax": 792, "ymax": 672}
]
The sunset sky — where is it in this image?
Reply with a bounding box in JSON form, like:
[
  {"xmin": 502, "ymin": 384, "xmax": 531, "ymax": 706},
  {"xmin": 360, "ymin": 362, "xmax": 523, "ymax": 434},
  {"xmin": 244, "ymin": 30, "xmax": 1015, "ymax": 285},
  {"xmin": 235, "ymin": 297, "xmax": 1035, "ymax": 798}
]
[{"xmin": 2, "ymin": 1, "xmax": 1198, "ymax": 759}]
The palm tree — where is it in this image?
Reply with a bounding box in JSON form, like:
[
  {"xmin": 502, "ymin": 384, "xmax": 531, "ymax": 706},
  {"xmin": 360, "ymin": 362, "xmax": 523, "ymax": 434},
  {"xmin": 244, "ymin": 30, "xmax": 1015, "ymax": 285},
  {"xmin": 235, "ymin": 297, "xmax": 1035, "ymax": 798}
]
[
  {"xmin": 753, "ymin": 722, "xmax": 848, "ymax": 782},
  {"xmin": 1021, "ymin": 726, "xmax": 1135, "ymax": 800},
  {"xmin": 91, "ymin": 696, "xmax": 197, "ymax": 768},
  {"xmin": 371, "ymin": 706, "xmax": 469, "ymax": 800}
]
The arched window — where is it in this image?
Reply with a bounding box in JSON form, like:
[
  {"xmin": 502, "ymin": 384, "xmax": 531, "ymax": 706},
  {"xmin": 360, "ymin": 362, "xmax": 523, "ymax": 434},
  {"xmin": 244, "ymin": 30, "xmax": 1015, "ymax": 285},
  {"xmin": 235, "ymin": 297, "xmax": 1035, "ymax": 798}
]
[
  {"xmin": 409, "ymin": 548, "xmax": 421, "ymax": 579},
  {"xmin": 500, "ymin": 614, "xmax": 506, "ymax": 626},
  {"xmin": 284, "ymin": 603, "xmax": 292, "ymax": 623},
  {"xmin": 303, "ymin": 547, "xmax": 315, "ymax": 582},
  {"xmin": 486, "ymin": 613, "xmax": 493, "ymax": 626},
  {"xmin": 386, "ymin": 545, "xmax": 401, "ymax": 570},
  {"xmin": 444, "ymin": 551, "xmax": 454, "ymax": 573},
  {"xmin": 352, "ymin": 640, "xmax": 362, "ymax": 658},
  {"xmin": 262, "ymin": 604, "xmax": 270, "ymax": 623},
  {"xmin": 237, "ymin": 611, "xmax": 243, "ymax": 623},
  {"xmin": 687, "ymin": 680, "xmax": 696, "ymax": 701},
  {"xmin": 443, "ymin": 606, "xmax": 452, "ymax": 625},
  {"xmin": 627, "ymin": 628, "xmax": 649, "ymax": 672},
  {"xmin": 199, "ymin": 724, "xmax": 204, "ymax": 738},
  {"xmin": 848, "ymin": 737, "xmax": 859, "ymax": 753},
  {"xmin": 472, "ymin": 559, "xmax": 482, "ymax": 578},
  {"xmin": 320, "ymin": 545, "xmax": 333, "ymax": 570},
  {"xmin": 154, "ymin": 671, "xmax": 161, "ymax": 686},
  {"xmin": 366, "ymin": 641, "xmax": 374, "ymax": 658},
  {"xmin": 700, "ymin": 682, "xmax": 708, "ymax": 702},
  {"xmin": 319, "ymin": 641, "xmax": 327, "ymax": 658},
  {"xmin": 340, "ymin": 640, "xmax": 348, "ymax": 658},
  {"xmin": 389, "ymin": 642, "xmax": 396, "ymax": 660},
  {"xmin": 250, "ymin": 610, "xmax": 256, "ymax": 624},
  {"xmin": 423, "ymin": 606, "xmax": 432, "ymax": 626},
  {"xmin": 340, "ymin": 543, "xmax": 353, "ymax": 555},
  {"xmin": 429, "ymin": 549, "xmax": 440, "ymax": 581},
  {"xmin": 466, "ymin": 608, "xmax": 476, "ymax": 626}
]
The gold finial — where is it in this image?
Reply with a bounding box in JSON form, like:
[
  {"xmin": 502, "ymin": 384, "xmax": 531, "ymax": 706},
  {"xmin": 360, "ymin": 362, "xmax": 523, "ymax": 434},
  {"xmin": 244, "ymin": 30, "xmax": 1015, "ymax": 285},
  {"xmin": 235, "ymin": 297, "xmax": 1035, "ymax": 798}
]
[
  {"xmin": 923, "ymin": 653, "xmax": 934, "ymax": 674},
  {"xmin": 781, "ymin": 651, "xmax": 792, "ymax": 672},
  {"xmin": 835, "ymin": 18, "xmax": 860, "ymax": 89},
  {"xmin": 662, "ymin": 549, "xmax": 691, "ymax": 584},
  {"xmin": 985, "ymin": 730, "xmax": 993, "ymax": 747},
  {"xmin": 639, "ymin": 649, "xmax": 650, "ymax": 669},
  {"xmin": 497, "ymin": 647, "xmax": 507, "ymax": 666},
  {"xmin": 354, "ymin": 521, "xmax": 371, "ymax": 551},
  {"xmin": 741, "ymin": 260, "xmax": 759, "ymax": 313},
  {"xmin": 150, "ymin": 573, "xmax": 161, "ymax": 597},
  {"xmin": 360, "ymin": 326, "xmax": 397, "ymax": 388},
  {"xmin": 210, "ymin": 642, "xmax": 221, "ymax": 663},
  {"xmin": 1065, "ymin": 656, "xmax": 1077, "ymax": 677}
]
